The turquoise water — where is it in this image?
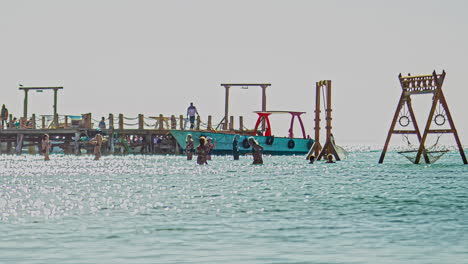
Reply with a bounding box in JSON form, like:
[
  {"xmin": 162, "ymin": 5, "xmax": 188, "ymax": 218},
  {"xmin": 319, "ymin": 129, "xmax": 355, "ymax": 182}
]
[{"xmin": 1, "ymin": 151, "xmax": 467, "ymax": 263}]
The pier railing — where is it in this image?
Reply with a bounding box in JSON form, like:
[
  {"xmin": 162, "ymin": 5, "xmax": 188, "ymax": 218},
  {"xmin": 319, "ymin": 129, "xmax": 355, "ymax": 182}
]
[{"xmin": 3, "ymin": 113, "xmax": 248, "ymax": 132}]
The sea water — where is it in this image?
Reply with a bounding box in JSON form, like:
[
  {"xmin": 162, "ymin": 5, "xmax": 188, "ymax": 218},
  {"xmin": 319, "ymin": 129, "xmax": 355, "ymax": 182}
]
[{"xmin": 0, "ymin": 151, "xmax": 467, "ymax": 264}]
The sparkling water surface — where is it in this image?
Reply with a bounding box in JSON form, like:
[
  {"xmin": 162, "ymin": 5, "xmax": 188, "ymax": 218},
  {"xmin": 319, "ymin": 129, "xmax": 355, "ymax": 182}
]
[{"xmin": 1, "ymin": 151, "xmax": 467, "ymax": 264}]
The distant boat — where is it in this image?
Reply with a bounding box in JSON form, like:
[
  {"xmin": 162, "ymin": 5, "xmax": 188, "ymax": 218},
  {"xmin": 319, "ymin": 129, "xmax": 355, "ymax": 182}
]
[{"xmin": 170, "ymin": 111, "xmax": 314, "ymax": 155}]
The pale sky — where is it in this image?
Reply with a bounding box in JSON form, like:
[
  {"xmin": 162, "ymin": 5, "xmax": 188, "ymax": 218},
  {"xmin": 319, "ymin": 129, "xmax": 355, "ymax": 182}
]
[{"xmin": 1, "ymin": 0, "xmax": 467, "ymax": 146}]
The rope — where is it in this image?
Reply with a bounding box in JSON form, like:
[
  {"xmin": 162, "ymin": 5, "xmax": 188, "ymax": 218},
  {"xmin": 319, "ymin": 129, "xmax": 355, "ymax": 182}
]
[
  {"xmin": 123, "ymin": 122, "xmax": 138, "ymax": 126},
  {"xmin": 321, "ymin": 84, "xmax": 327, "ymax": 114},
  {"xmin": 144, "ymin": 121, "xmax": 157, "ymax": 127},
  {"xmin": 123, "ymin": 117, "xmax": 139, "ymax": 120}
]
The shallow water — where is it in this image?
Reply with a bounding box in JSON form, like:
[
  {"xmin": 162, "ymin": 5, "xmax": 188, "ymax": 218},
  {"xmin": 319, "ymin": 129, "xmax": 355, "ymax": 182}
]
[{"xmin": 1, "ymin": 151, "xmax": 467, "ymax": 264}]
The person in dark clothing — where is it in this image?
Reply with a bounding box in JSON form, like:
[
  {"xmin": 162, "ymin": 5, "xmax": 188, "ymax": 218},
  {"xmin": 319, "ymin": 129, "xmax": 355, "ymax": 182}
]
[
  {"xmin": 232, "ymin": 135, "xmax": 240, "ymax": 160},
  {"xmin": 1, "ymin": 104, "xmax": 8, "ymax": 129}
]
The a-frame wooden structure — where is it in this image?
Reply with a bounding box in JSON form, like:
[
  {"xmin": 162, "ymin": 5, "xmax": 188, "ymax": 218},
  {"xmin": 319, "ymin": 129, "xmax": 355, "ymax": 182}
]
[
  {"xmin": 311, "ymin": 80, "xmax": 340, "ymax": 161},
  {"xmin": 379, "ymin": 70, "xmax": 467, "ymax": 164}
]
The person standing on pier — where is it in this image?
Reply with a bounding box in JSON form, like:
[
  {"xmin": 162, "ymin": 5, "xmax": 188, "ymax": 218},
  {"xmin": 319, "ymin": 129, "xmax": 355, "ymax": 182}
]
[
  {"xmin": 90, "ymin": 134, "xmax": 103, "ymax": 160},
  {"xmin": 186, "ymin": 102, "xmax": 199, "ymax": 129},
  {"xmin": 185, "ymin": 134, "xmax": 194, "ymax": 160},
  {"xmin": 1, "ymin": 104, "xmax": 8, "ymax": 129},
  {"xmin": 248, "ymin": 137, "xmax": 264, "ymax": 165},
  {"xmin": 98, "ymin": 117, "xmax": 106, "ymax": 130},
  {"xmin": 41, "ymin": 134, "xmax": 52, "ymax": 161},
  {"xmin": 232, "ymin": 135, "xmax": 240, "ymax": 160},
  {"xmin": 196, "ymin": 136, "xmax": 208, "ymax": 165}
]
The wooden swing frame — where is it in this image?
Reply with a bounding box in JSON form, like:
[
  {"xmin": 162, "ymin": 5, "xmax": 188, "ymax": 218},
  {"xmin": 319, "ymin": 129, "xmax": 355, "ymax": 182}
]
[{"xmin": 379, "ymin": 70, "xmax": 467, "ymax": 164}]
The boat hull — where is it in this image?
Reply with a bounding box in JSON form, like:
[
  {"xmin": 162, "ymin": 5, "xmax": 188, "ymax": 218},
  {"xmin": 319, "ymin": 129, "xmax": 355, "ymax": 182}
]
[{"xmin": 170, "ymin": 130, "xmax": 314, "ymax": 155}]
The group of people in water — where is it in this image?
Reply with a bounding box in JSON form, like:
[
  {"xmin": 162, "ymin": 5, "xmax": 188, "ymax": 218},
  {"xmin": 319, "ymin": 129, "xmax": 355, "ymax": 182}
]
[
  {"xmin": 185, "ymin": 134, "xmax": 264, "ymax": 165},
  {"xmin": 40, "ymin": 133, "xmax": 103, "ymax": 161},
  {"xmin": 185, "ymin": 134, "xmax": 219, "ymax": 165},
  {"xmin": 39, "ymin": 132, "xmax": 334, "ymax": 165},
  {"xmin": 184, "ymin": 133, "xmax": 336, "ymax": 165}
]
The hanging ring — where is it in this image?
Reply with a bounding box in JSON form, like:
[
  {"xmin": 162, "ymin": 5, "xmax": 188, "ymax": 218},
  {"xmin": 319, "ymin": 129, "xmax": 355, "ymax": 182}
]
[
  {"xmin": 399, "ymin": 116, "xmax": 410, "ymax": 127},
  {"xmin": 434, "ymin": 114, "xmax": 446, "ymax": 126}
]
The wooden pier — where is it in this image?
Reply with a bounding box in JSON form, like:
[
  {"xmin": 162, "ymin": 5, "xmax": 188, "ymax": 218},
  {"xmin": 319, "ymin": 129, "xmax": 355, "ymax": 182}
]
[{"xmin": 0, "ymin": 113, "xmax": 247, "ymax": 155}]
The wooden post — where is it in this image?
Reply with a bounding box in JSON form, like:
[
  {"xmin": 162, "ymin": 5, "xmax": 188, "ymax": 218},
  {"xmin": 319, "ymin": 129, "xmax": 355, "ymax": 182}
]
[
  {"xmin": 179, "ymin": 115, "xmax": 184, "ymax": 130},
  {"xmin": 437, "ymin": 92, "xmax": 467, "ymax": 164},
  {"xmin": 239, "ymin": 116, "xmax": 244, "ymax": 131},
  {"xmin": 196, "ymin": 116, "xmax": 201, "ymax": 130},
  {"xmin": 109, "ymin": 128, "xmax": 115, "ymax": 154},
  {"xmin": 109, "ymin": 113, "xmax": 114, "ymax": 129},
  {"xmin": 207, "ymin": 115, "xmax": 212, "ymax": 130},
  {"xmin": 15, "ymin": 134, "xmax": 24, "ymax": 155},
  {"xmin": 317, "ymin": 80, "xmax": 340, "ymax": 161},
  {"xmin": 74, "ymin": 132, "xmax": 80, "ymax": 155},
  {"xmin": 53, "ymin": 88, "xmax": 58, "ymax": 117},
  {"xmin": 23, "ymin": 89, "xmax": 29, "ymax": 119},
  {"xmin": 223, "ymin": 85, "xmax": 230, "ymax": 130},
  {"xmin": 119, "ymin": 114, "xmax": 124, "ymax": 130},
  {"xmin": 42, "ymin": 116, "xmax": 46, "ymax": 129},
  {"xmin": 261, "ymin": 84, "xmax": 268, "ymax": 131},
  {"xmin": 159, "ymin": 114, "xmax": 164, "ymax": 130},
  {"xmin": 65, "ymin": 115, "xmax": 69, "ymax": 128},
  {"xmin": 314, "ymin": 82, "xmax": 322, "ymax": 157},
  {"xmin": 325, "ymin": 81, "xmax": 332, "ymax": 155},
  {"xmin": 54, "ymin": 113, "xmax": 59, "ymax": 129},
  {"xmin": 138, "ymin": 114, "xmax": 144, "ymax": 130},
  {"xmin": 229, "ymin": 116, "xmax": 234, "ymax": 131},
  {"xmin": 7, "ymin": 140, "xmax": 12, "ymax": 154},
  {"xmin": 171, "ymin": 115, "xmax": 176, "ymax": 129},
  {"xmin": 32, "ymin": 114, "xmax": 36, "ymax": 129}
]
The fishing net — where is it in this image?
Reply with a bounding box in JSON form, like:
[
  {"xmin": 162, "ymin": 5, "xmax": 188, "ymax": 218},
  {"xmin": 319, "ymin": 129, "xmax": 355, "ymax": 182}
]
[
  {"xmin": 397, "ymin": 134, "xmax": 448, "ymax": 164},
  {"xmin": 397, "ymin": 149, "xmax": 448, "ymax": 164}
]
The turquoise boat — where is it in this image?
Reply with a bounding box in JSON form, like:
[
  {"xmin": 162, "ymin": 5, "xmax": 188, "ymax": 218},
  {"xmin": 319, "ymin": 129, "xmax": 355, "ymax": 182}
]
[{"xmin": 170, "ymin": 111, "xmax": 314, "ymax": 155}]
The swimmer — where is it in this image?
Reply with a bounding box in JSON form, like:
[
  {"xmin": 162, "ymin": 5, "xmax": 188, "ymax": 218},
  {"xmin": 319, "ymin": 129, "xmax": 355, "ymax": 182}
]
[
  {"xmin": 206, "ymin": 137, "xmax": 216, "ymax": 160},
  {"xmin": 325, "ymin": 154, "xmax": 335, "ymax": 163},
  {"xmin": 309, "ymin": 155, "xmax": 315, "ymax": 164},
  {"xmin": 185, "ymin": 134, "xmax": 195, "ymax": 160},
  {"xmin": 90, "ymin": 134, "xmax": 103, "ymax": 160},
  {"xmin": 41, "ymin": 134, "xmax": 51, "ymax": 161},
  {"xmin": 248, "ymin": 137, "xmax": 264, "ymax": 164},
  {"xmin": 196, "ymin": 136, "xmax": 208, "ymax": 165}
]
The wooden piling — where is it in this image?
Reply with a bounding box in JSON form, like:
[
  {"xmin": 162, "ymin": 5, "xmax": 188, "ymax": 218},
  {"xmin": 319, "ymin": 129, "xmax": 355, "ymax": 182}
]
[
  {"xmin": 74, "ymin": 132, "xmax": 80, "ymax": 155},
  {"xmin": 15, "ymin": 134, "xmax": 24, "ymax": 154},
  {"xmin": 54, "ymin": 113, "xmax": 59, "ymax": 129},
  {"xmin": 239, "ymin": 116, "xmax": 244, "ymax": 131},
  {"xmin": 207, "ymin": 116, "xmax": 212, "ymax": 130},
  {"xmin": 171, "ymin": 115, "xmax": 176, "ymax": 129},
  {"xmin": 229, "ymin": 116, "xmax": 234, "ymax": 131},
  {"xmin": 138, "ymin": 114, "xmax": 144, "ymax": 130},
  {"xmin": 119, "ymin": 114, "xmax": 124, "ymax": 130},
  {"xmin": 32, "ymin": 114, "xmax": 36, "ymax": 129},
  {"xmin": 42, "ymin": 116, "xmax": 46, "ymax": 129},
  {"xmin": 159, "ymin": 114, "xmax": 164, "ymax": 130},
  {"xmin": 179, "ymin": 115, "xmax": 184, "ymax": 130},
  {"xmin": 196, "ymin": 116, "xmax": 201, "ymax": 130},
  {"xmin": 109, "ymin": 114, "xmax": 114, "ymax": 129}
]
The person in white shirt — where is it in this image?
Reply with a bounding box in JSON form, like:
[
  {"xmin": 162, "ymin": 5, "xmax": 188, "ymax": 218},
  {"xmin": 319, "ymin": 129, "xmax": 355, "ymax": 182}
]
[{"xmin": 186, "ymin": 102, "xmax": 199, "ymax": 129}]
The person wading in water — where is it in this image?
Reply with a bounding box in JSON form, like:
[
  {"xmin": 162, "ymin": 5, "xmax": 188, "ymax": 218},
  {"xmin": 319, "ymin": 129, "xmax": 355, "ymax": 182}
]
[
  {"xmin": 196, "ymin": 136, "xmax": 208, "ymax": 165},
  {"xmin": 41, "ymin": 134, "xmax": 52, "ymax": 161},
  {"xmin": 248, "ymin": 137, "xmax": 264, "ymax": 164},
  {"xmin": 90, "ymin": 134, "xmax": 103, "ymax": 160},
  {"xmin": 185, "ymin": 134, "xmax": 194, "ymax": 160}
]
